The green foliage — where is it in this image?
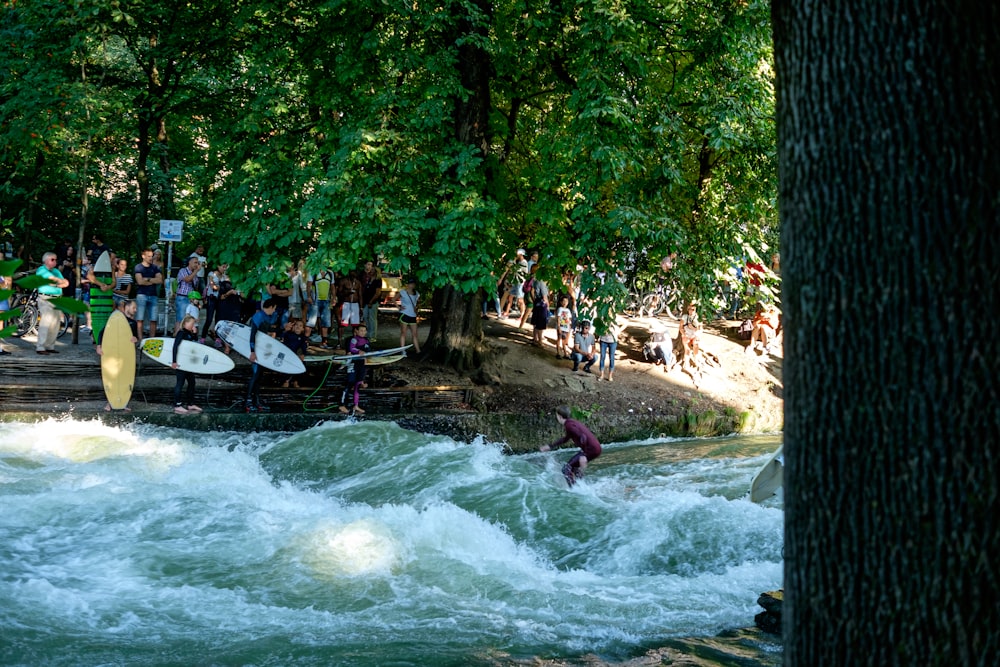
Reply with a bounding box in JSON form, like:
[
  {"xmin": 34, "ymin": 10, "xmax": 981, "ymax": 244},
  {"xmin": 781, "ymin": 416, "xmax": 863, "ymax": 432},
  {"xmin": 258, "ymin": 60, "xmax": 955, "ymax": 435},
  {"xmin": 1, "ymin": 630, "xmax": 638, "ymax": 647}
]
[{"xmin": 2, "ymin": 0, "xmax": 778, "ymax": 333}]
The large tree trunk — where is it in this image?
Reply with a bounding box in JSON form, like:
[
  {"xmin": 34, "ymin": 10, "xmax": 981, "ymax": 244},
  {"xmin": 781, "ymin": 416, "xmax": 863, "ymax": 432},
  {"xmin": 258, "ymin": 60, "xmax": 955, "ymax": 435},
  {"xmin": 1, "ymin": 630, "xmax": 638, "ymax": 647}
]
[
  {"xmin": 425, "ymin": 0, "xmax": 493, "ymax": 371},
  {"xmin": 773, "ymin": 2, "xmax": 1000, "ymax": 665},
  {"xmin": 426, "ymin": 285, "xmax": 487, "ymax": 372}
]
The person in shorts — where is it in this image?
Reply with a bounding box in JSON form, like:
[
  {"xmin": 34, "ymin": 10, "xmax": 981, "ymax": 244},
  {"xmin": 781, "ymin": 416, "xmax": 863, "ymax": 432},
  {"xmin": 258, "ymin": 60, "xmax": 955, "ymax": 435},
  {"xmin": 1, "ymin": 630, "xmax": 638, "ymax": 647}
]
[
  {"xmin": 133, "ymin": 248, "xmax": 163, "ymax": 341},
  {"xmin": 554, "ymin": 295, "xmax": 572, "ymax": 359},
  {"xmin": 398, "ymin": 277, "xmax": 421, "ymax": 354}
]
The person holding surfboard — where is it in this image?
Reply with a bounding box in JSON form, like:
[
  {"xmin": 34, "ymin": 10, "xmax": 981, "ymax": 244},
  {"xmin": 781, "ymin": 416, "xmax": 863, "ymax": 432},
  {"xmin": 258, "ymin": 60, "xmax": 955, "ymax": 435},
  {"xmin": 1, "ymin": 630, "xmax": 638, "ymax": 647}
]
[
  {"xmin": 245, "ymin": 299, "xmax": 278, "ymax": 413},
  {"xmin": 171, "ymin": 315, "xmax": 203, "ymax": 415},
  {"xmin": 97, "ymin": 299, "xmax": 139, "ymax": 412},
  {"xmin": 539, "ymin": 405, "xmax": 602, "ymax": 486},
  {"xmin": 339, "ymin": 323, "xmax": 371, "ymax": 415}
]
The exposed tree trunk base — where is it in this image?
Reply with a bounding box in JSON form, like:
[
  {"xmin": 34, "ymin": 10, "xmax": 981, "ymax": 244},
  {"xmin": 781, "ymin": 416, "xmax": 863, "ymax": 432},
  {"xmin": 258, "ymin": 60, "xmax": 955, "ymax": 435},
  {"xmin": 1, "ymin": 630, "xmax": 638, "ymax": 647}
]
[{"xmin": 425, "ymin": 286, "xmax": 487, "ymax": 373}]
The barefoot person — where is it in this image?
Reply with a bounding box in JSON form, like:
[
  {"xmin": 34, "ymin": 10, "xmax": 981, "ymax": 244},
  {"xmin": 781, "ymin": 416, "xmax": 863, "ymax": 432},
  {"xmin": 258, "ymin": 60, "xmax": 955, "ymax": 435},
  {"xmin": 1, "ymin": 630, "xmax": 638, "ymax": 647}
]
[
  {"xmin": 398, "ymin": 277, "xmax": 421, "ymax": 354},
  {"xmin": 539, "ymin": 405, "xmax": 602, "ymax": 486},
  {"xmin": 339, "ymin": 323, "xmax": 371, "ymax": 415}
]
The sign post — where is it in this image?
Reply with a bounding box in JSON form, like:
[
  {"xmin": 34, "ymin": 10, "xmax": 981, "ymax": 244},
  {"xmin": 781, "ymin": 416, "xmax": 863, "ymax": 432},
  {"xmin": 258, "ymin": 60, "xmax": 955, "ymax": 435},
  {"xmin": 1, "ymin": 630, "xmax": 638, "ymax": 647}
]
[{"xmin": 159, "ymin": 220, "xmax": 184, "ymax": 332}]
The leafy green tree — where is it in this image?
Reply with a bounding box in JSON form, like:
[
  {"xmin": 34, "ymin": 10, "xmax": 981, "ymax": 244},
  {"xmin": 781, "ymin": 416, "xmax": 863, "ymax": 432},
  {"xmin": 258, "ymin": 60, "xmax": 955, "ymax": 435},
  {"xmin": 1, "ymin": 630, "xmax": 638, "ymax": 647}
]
[{"xmin": 212, "ymin": 0, "xmax": 776, "ymax": 368}]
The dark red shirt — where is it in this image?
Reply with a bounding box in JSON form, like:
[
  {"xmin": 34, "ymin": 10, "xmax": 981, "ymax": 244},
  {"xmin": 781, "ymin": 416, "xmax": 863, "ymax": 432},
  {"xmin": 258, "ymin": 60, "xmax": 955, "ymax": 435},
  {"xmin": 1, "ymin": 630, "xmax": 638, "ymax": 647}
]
[{"xmin": 551, "ymin": 419, "xmax": 602, "ymax": 459}]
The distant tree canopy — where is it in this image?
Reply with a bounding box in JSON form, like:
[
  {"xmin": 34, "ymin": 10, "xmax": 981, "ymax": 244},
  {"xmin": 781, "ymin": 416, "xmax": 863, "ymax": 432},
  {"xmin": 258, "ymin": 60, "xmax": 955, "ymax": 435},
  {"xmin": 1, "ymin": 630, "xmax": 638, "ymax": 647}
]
[{"xmin": 1, "ymin": 0, "xmax": 777, "ymax": 361}]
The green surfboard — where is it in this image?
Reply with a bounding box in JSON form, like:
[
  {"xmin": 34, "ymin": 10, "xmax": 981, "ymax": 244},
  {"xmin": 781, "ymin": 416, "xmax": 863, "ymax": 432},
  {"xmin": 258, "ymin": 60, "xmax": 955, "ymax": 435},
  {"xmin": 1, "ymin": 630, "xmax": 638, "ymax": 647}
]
[{"xmin": 90, "ymin": 250, "xmax": 115, "ymax": 344}]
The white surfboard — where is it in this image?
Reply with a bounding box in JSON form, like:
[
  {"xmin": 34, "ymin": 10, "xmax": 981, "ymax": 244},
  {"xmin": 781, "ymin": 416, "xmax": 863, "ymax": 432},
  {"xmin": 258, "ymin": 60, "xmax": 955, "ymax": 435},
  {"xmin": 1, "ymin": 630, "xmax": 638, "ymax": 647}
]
[
  {"xmin": 141, "ymin": 337, "xmax": 236, "ymax": 375},
  {"xmin": 332, "ymin": 344, "xmax": 412, "ymax": 362},
  {"xmin": 304, "ymin": 353, "xmax": 407, "ymax": 368},
  {"xmin": 215, "ymin": 319, "xmax": 306, "ymax": 374},
  {"xmin": 749, "ymin": 445, "xmax": 783, "ymax": 503}
]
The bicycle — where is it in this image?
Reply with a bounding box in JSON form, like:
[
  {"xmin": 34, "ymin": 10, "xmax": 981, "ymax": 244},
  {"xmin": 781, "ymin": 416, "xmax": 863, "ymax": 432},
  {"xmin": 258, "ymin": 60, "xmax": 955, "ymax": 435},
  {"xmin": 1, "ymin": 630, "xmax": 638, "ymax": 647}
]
[
  {"xmin": 9, "ymin": 289, "xmax": 71, "ymax": 339},
  {"xmin": 639, "ymin": 280, "xmax": 680, "ymax": 319}
]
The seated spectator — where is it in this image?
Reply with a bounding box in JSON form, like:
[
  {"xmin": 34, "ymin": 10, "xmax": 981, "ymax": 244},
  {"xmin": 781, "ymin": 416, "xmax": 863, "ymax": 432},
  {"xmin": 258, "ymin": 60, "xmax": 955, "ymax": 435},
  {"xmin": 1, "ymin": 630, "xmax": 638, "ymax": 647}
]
[
  {"xmin": 680, "ymin": 302, "xmax": 702, "ymax": 357},
  {"xmin": 746, "ymin": 303, "xmax": 780, "ymax": 358},
  {"xmin": 570, "ymin": 320, "xmax": 596, "ymax": 373},
  {"xmin": 643, "ymin": 329, "xmax": 674, "ymax": 370}
]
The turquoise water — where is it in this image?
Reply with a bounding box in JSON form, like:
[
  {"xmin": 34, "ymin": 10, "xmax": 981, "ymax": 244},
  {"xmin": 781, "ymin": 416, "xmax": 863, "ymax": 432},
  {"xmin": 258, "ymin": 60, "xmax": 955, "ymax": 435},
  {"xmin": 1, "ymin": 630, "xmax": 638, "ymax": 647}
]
[{"xmin": 0, "ymin": 419, "xmax": 783, "ymax": 666}]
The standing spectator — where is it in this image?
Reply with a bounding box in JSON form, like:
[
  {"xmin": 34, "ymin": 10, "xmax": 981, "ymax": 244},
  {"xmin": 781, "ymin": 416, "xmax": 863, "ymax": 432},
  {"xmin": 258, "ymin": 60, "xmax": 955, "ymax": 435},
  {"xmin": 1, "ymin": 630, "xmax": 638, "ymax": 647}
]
[
  {"xmin": 398, "ymin": 277, "xmax": 421, "ymax": 354},
  {"xmin": 0, "ymin": 246, "xmax": 12, "ymax": 356},
  {"xmin": 202, "ymin": 262, "xmax": 228, "ymax": 340},
  {"xmin": 173, "ymin": 255, "xmax": 202, "ymax": 335},
  {"xmin": 187, "ymin": 245, "xmax": 207, "ymax": 282},
  {"xmin": 171, "ymin": 315, "xmax": 203, "ymax": 414},
  {"xmin": 133, "ymin": 248, "xmax": 163, "ymax": 341},
  {"xmin": 59, "ymin": 246, "xmax": 77, "ymax": 297},
  {"xmin": 287, "ymin": 263, "xmax": 306, "ymax": 322},
  {"xmin": 570, "ymin": 320, "xmax": 597, "ymax": 373},
  {"xmin": 112, "ymin": 257, "xmax": 134, "ymax": 306},
  {"xmin": 499, "ymin": 249, "xmax": 529, "ymax": 318},
  {"xmin": 554, "ymin": 295, "xmax": 573, "ymax": 359},
  {"xmin": 34, "ymin": 252, "xmax": 69, "ymax": 355},
  {"xmin": 338, "ymin": 269, "xmax": 362, "ymax": 328},
  {"xmin": 596, "ymin": 317, "xmax": 619, "ymax": 382},
  {"xmin": 298, "ymin": 259, "xmax": 316, "ymax": 340},
  {"xmin": 527, "ymin": 266, "xmax": 550, "ymax": 348},
  {"xmin": 267, "ymin": 268, "xmax": 292, "ymax": 328},
  {"xmin": 151, "ymin": 247, "xmax": 164, "ymax": 274},
  {"xmin": 89, "ymin": 234, "xmax": 111, "ymax": 260},
  {"xmin": 311, "ymin": 266, "xmax": 335, "ymax": 349},
  {"xmin": 214, "ymin": 278, "xmax": 242, "ymax": 350},
  {"xmin": 360, "ymin": 259, "xmax": 382, "ymax": 341},
  {"xmin": 184, "ymin": 291, "xmax": 202, "ymax": 323}
]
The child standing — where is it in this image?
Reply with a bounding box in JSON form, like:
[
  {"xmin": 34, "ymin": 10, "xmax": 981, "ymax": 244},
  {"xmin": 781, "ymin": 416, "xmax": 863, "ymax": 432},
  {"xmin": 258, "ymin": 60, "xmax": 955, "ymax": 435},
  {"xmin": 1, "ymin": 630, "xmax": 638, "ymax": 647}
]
[
  {"xmin": 340, "ymin": 324, "xmax": 370, "ymax": 415},
  {"xmin": 280, "ymin": 319, "xmax": 309, "ymax": 388},
  {"xmin": 555, "ymin": 295, "xmax": 572, "ymax": 359},
  {"xmin": 171, "ymin": 315, "xmax": 202, "ymax": 414},
  {"xmin": 185, "ymin": 291, "xmax": 202, "ymax": 333}
]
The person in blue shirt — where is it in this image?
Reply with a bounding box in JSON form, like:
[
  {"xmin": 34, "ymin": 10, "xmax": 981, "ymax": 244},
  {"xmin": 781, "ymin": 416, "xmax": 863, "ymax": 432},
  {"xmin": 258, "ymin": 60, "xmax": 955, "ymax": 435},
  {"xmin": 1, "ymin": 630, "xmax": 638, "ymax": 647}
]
[
  {"xmin": 35, "ymin": 252, "xmax": 69, "ymax": 355},
  {"xmin": 246, "ymin": 299, "xmax": 277, "ymax": 413}
]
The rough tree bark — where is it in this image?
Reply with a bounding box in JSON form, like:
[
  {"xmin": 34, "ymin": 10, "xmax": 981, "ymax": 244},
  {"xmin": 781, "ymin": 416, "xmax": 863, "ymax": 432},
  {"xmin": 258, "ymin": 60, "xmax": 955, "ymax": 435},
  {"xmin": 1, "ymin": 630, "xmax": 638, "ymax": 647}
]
[
  {"xmin": 424, "ymin": 0, "xmax": 493, "ymax": 372},
  {"xmin": 773, "ymin": 2, "xmax": 999, "ymax": 665}
]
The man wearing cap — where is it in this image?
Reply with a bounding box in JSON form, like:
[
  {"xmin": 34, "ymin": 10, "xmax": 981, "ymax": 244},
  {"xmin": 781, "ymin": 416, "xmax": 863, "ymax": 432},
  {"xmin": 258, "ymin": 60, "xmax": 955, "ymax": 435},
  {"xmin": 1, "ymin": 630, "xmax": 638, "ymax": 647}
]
[{"xmin": 500, "ymin": 248, "xmax": 529, "ymax": 318}]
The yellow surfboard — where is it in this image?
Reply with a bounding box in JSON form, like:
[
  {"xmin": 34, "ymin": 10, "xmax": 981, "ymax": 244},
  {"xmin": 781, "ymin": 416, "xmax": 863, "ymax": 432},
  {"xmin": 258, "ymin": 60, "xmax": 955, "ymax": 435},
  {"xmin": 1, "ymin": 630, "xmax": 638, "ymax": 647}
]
[{"xmin": 100, "ymin": 310, "xmax": 136, "ymax": 410}]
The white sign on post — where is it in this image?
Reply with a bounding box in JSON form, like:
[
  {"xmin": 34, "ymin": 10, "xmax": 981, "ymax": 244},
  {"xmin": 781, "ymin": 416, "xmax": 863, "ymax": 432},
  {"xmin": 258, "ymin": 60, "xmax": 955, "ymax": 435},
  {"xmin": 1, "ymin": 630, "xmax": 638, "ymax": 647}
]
[{"xmin": 159, "ymin": 219, "xmax": 184, "ymax": 242}]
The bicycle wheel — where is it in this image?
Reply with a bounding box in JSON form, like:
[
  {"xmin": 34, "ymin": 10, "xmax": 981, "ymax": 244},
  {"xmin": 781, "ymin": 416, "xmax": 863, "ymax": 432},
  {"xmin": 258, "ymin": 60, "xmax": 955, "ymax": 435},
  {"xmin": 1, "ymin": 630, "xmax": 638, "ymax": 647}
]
[
  {"xmin": 640, "ymin": 292, "xmax": 665, "ymax": 318},
  {"xmin": 16, "ymin": 303, "xmax": 38, "ymax": 337},
  {"xmin": 622, "ymin": 290, "xmax": 643, "ymax": 317}
]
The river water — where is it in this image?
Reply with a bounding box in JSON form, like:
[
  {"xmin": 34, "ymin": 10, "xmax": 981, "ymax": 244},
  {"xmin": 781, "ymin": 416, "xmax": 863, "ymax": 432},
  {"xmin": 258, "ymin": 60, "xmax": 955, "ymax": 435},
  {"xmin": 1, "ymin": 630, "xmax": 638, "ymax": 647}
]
[{"xmin": 0, "ymin": 418, "xmax": 783, "ymax": 666}]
